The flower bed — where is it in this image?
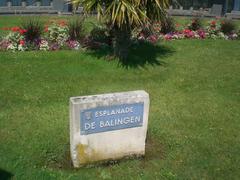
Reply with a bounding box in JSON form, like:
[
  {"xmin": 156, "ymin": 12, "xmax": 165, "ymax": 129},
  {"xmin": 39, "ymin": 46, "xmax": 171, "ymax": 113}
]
[
  {"xmin": 136, "ymin": 19, "xmax": 239, "ymax": 44},
  {"xmin": 0, "ymin": 18, "xmax": 239, "ymax": 52},
  {"xmin": 0, "ymin": 19, "xmax": 81, "ymax": 52}
]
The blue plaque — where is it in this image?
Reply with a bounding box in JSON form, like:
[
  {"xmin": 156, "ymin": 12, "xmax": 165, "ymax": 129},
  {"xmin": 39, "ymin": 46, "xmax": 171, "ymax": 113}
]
[{"xmin": 80, "ymin": 103, "xmax": 144, "ymax": 135}]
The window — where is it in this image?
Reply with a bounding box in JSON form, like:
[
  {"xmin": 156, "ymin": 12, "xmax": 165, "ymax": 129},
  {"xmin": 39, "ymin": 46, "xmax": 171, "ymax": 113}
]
[
  {"xmin": 41, "ymin": 0, "xmax": 51, "ymax": 6},
  {"xmin": 12, "ymin": 0, "xmax": 21, "ymax": 6}
]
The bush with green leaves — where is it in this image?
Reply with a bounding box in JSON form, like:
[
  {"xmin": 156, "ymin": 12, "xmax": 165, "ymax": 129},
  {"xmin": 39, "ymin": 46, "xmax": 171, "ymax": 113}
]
[
  {"xmin": 89, "ymin": 25, "xmax": 111, "ymax": 45},
  {"xmin": 188, "ymin": 17, "xmax": 203, "ymax": 31},
  {"xmin": 68, "ymin": 17, "xmax": 85, "ymax": 41},
  {"xmin": 220, "ymin": 19, "xmax": 236, "ymax": 35},
  {"xmin": 160, "ymin": 16, "xmax": 176, "ymax": 34},
  {"xmin": 21, "ymin": 19, "xmax": 43, "ymax": 43}
]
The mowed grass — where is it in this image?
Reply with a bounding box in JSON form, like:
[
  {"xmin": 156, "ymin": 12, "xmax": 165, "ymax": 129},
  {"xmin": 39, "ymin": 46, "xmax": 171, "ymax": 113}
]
[{"xmin": 0, "ymin": 16, "xmax": 240, "ymax": 179}]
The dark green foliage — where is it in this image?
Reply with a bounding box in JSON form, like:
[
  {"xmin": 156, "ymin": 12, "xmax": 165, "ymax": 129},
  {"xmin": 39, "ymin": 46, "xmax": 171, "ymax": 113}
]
[
  {"xmin": 140, "ymin": 26, "xmax": 152, "ymax": 37},
  {"xmin": 160, "ymin": 16, "xmax": 176, "ymax": 34},
  {"xmin": 21, "ymin": 19, "xmax": 43, "ymax": 43},
  {"xmin": 220, "ymin": 19, "xmax": 236, "ymax": 35},
  {"xmin": 188, "ymin": 17, "xmax": 203, "ymax": 31},
  {"xmin": 90, "ymin": 25, "xmax": 111, "ymax": 45},
  {"xmin": 68, "ymin": 17, "xmax": 85, "ymax": 41}
]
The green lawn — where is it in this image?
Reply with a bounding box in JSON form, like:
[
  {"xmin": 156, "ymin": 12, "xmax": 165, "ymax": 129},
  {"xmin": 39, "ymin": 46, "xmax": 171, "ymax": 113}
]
[{"xmin": 0, "ymin": 17, "xmax": 240, "ymax": 180}]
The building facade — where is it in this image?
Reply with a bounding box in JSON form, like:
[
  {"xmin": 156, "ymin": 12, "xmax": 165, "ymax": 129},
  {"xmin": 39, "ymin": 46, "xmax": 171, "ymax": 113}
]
[
  {"xmin": 0, "ymin": 0, "xmax": 240, "ymax": 15},
  {"xmin": 0, "ymin": 0, "xmax": 72, "ymax": 13},
  {"xmin": 175, "ymin": 0, "xmax": 240, "ymax": 13}
]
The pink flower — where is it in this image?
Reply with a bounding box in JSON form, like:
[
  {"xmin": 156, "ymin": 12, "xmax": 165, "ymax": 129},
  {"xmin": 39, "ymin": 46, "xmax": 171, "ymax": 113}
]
[
  {"xmin": 183, "ymin": 29, "xmax": 191, "ymax": 34},
  {"xmin": 197, "ymin": 30, "xmax": 206, "ymax": 39},
  {"xmin": 183, "ymin": 29, "xmax": 194, "ymax": 38},
  {"xmin": 164, "ymin": 34, "xmax": 172, "ymax": 40},
  {"xmin": 147, "ymin": 35, "xmax": 158, "ymax": 43}
]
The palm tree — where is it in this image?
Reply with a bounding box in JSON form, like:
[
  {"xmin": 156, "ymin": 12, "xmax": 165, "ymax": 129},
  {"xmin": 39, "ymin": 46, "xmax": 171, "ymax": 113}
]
[{"xmin": 69, "ymin": 0, "xmax": 169, "ymax": 60}]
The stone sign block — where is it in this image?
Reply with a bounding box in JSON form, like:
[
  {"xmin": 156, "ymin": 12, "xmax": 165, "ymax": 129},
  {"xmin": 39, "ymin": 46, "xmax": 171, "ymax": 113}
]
[
  {"xmin": 70, "ymin": 90, "xmax": 149, "ymax": 167},
  {"xmin": 211, "ymin": 4, "xmax": 222, "ymax": 16}
]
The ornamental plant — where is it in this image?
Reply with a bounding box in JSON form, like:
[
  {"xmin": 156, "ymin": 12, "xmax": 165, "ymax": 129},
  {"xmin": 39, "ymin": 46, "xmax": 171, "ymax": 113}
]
[
  {"xmin": 183, "ymin": 29, "xmax": 195, "ymax": 38},
  {"xmin": 188, "ymin": 17, "xmax": 203, "ymax": 31},
  {"xmin": 160, "ymin": 16, "xmax": 176, "ymax": 34},
  {"xmin": 5, "ymin": 26, "xmax": 27, "ymax": 51},
  {"xmin": 206, "ymin": 20, "xmax": 221, "ymax": 36},
  {"xmin": 21, "ymin": 19, "xmax": 43, "ymax": 44},
  {"xmin": 90, "ymin": 25, "xmax": 110, "ymax": 45},
  {"xmin": 220, "ymin": 19, "xmax": 236, "ymax": 35},
  {"xmin": 69, "ymin": 0, "xmax": 169, "ymax": 60},
  {"xmin": 68, "ymin": 17, "xmax": 85, "ymax": 41},
  {"xmin": 66, "ymin": 40, "xmax": 81, "ymax": 50},
  {"xmin": 44, "ymin": 20, "xmax": 69, "ymax": 47},
  {"xmin": 39, "ymin": 39, "xmax": 49, "ymax": 51}
]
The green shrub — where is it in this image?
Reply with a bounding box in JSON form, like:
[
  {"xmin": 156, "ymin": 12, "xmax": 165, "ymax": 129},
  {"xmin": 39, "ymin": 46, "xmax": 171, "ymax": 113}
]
[
  {"xmin": 68, "ymin": 17, "xmax": 85, "ymax": 41},
  {"xmin": 160, "ymin": 16, "xmax": 176, "ymax": 34},
  {"xmin": 21, "ymin": 19, "xmax": 43, "ymax": 43},
  {"xmin": 90, "ymin": 25, "xmax": 110, "ymax": 45},
  {"xmin": 188, "ymin": 17, "xmax": 203, "ymax": 31},
  {"xmin": 220, "ymin": 19, "xmax": 236, "ymax": 35}
]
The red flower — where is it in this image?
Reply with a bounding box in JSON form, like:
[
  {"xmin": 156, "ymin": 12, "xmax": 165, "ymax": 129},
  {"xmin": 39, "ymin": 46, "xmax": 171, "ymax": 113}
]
[
  {"xmin": 11, "ymin": 26, "xmax": 20, "ymax": 32},
  {"xmin": 19, "ymin": 29, "xmax": 27, "ymax": 35},
  {"xmin": 44, "ymin": 26, "xmax": 48, "ymax": 32},
  {"xmin": 183, "ymin": 29, "xmax": 191, "ymax": 34},
  {"xmin": 19, "ymin": 40, "xmax": 25, "ymax": 45},
  {"xmin": 58, "ymin": 20, "xmax": 67, "ymax": 26},
  {"xmin": 211, "ymin": 21, "xmax": 216, "ymax": 25},
  {"xmin": 1, "ymin": 27, "xmax": 10, "ymax": 31}
]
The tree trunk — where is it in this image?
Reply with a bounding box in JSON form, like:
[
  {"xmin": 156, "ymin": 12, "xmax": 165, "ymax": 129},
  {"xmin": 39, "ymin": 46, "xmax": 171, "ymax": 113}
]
[{"xmin": 112, "ymin": 24, "xmax": 131, "ymax": 60}]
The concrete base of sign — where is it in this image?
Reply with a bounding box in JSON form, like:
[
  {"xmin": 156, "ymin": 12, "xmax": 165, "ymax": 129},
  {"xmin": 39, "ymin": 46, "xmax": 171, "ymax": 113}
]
[{"xmin": 70, "ymin": 90, "xmax": 149, "ymax": 167}]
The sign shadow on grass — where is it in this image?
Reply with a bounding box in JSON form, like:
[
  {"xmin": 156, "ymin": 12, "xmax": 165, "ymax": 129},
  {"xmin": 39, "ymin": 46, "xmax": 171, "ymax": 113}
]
[{"xmin": 86, "ymin": 41, "xmax": 175, "ymax": 69}]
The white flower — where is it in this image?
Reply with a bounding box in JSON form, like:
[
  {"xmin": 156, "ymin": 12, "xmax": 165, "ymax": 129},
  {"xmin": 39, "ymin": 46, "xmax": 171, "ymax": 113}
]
[
  {"xmin": 232, "ymin": 33, "xmax": 238, "ymax": 38},
  {"xmin": 18, "ymin": 44, "xmax": 25, "ymax": 51},
  {"xmin": 74, "ymin": 41, "xmax": 80, "ymax": 50},
  {"xmin": 7, "ymin": 43, "xmax": 17, "ymax": 51},
  {"xmin": 194, "ymin": 34, "xmax": 200, "ymax": 39},
  {"xmin": 39, "ymin": 40, "xmax": 49, "ymax": 51},
  {"xmin": 218, "ymin": 32, "xmax": 225, "ymax": 39}
]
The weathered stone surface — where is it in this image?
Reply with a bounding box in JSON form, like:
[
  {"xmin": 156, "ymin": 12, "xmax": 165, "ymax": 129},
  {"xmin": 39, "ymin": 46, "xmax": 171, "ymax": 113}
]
[{"xmin": 70, "ymin": 90, "xmax": 149, "ymax": 167}]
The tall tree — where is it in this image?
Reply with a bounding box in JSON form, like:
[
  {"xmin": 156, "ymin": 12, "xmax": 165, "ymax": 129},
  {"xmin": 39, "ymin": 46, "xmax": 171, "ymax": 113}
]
[{"xmin": 70, "ymin": 0, "xmax": 169, "ymax": 60}]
